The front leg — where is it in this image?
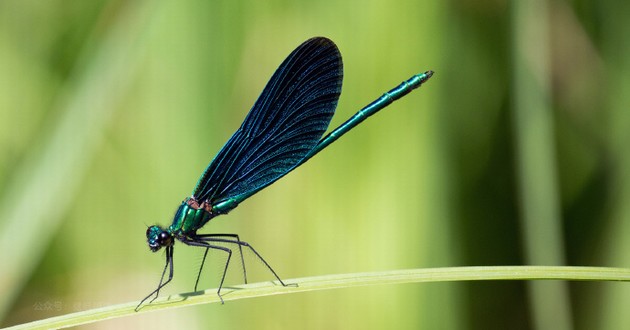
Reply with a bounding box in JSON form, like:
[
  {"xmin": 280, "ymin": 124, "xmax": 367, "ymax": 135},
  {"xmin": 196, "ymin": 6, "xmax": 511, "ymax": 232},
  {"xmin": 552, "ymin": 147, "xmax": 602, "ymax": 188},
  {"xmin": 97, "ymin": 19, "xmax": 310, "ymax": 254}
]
[{"xmin": 135, "ymin": 245, "xmax": 174, "ymax": 311}]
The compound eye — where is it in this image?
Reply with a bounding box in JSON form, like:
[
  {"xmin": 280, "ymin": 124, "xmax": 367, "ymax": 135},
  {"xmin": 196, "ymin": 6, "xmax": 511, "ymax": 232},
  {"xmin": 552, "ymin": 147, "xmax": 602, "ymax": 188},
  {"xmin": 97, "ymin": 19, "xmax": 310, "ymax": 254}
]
[{"xmin": 158, "ymin": 231, "xmax": 171, "ymax": 245}]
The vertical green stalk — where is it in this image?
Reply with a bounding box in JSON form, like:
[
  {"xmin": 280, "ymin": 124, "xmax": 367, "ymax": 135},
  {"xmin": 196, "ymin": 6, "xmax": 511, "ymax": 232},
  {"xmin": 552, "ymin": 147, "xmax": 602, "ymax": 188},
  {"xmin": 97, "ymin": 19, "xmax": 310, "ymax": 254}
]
[
  {"xmin": 0, "ymin": 0, "xmax": 156, "ymax": 320},
  {"xmin": 510, "ymin": 0, "xmax": 573, "ymax": 329},
  {"xmin": 599, "ymin": 0, "xmax": 630, "ymax": 328}
]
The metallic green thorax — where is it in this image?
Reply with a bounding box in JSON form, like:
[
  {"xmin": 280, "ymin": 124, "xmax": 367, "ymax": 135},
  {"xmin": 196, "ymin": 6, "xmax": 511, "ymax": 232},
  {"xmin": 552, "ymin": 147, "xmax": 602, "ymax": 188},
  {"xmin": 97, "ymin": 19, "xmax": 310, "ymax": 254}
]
[
  {"xmin": 168, "ymin": 197, "xmax": 216, "ymax": 235},
  {"xmin": 146, "ymin": 197, "xmax": 229, "ymax": 252}
]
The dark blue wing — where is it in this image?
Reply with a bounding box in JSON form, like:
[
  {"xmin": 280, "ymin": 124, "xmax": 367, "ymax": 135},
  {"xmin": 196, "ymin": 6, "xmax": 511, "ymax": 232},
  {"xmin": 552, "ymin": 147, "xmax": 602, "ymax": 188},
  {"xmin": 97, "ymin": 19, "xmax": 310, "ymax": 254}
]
[{"xmin": 192, "ymin": 37, "xmax": 343, "ymax": 205}]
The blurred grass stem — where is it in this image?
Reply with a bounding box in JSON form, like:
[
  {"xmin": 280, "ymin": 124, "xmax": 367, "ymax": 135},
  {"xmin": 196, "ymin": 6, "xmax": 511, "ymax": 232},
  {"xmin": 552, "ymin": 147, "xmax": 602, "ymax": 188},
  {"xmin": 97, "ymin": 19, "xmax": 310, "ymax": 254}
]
[
  {"xmin": 511, "ymin": 0, "xmax": 572, "ymax": 329},
  {"xmin": 0, "ymin": 0, "xmax": 156, "ymax": 318}
]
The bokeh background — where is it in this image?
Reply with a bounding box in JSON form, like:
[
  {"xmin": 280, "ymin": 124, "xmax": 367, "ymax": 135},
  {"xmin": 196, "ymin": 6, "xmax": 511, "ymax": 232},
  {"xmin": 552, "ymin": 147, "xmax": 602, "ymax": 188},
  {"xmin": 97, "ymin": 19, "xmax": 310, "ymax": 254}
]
[{"xmin": 1, "ymin": 0, "xmax": 629, "ymax": 329}]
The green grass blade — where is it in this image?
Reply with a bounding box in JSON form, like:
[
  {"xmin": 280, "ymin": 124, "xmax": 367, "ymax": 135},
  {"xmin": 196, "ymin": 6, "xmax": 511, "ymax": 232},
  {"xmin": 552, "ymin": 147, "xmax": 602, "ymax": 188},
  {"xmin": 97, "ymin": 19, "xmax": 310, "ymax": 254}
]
[{"xmin": 6, "ymin": 266, "xmax": 630, "ymax": 330}]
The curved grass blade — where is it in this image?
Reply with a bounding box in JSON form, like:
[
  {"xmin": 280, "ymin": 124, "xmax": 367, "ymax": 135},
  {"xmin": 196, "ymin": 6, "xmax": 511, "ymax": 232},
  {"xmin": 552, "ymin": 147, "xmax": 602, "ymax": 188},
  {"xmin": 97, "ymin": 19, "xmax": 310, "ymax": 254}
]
[{"xmin": 8, "ymin": 266, "xmax": 630, "ymax": 330}]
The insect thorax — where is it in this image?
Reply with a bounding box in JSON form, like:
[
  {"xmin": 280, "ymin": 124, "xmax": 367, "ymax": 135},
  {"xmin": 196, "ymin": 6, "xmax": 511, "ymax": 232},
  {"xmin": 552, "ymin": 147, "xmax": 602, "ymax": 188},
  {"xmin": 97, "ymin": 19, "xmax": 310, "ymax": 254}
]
[{"xmin": 168, "ymin": 197, "xmax": 214, "ymax": 235}]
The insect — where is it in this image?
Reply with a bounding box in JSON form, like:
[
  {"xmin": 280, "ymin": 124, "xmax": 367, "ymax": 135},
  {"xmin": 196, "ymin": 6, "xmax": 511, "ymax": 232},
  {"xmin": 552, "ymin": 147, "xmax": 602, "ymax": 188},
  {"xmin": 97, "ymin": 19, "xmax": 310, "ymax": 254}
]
[{"xmin": 137, "ymin": 37, "xmax": 433, "ymax": 310}]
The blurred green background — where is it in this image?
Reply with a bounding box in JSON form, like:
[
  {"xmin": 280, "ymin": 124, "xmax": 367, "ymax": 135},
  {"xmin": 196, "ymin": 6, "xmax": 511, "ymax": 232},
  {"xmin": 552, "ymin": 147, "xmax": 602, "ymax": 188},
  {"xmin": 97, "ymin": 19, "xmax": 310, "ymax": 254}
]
[{"xmin": 1, "ymin": 0, "xmax": 629, "ymax": 328}]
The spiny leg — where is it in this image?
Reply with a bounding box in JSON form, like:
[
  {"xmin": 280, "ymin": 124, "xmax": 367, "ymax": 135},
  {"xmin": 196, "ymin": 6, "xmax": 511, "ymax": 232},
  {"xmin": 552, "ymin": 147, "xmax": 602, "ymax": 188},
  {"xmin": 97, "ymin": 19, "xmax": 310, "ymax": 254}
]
[
  {"xmin": 183, "ymin": 239, "xmax": 232, "ymax": 304},
  {"xmin": 194, "ymin": 233, "xmax": 247, "ymax": 283},
  {"xmin": 194, "ymin": 236, "xmax": 293, "ymax": 288},
  {"xmin": 135, "ymin": 245, "xmax": 174, "ymax": 311}
]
